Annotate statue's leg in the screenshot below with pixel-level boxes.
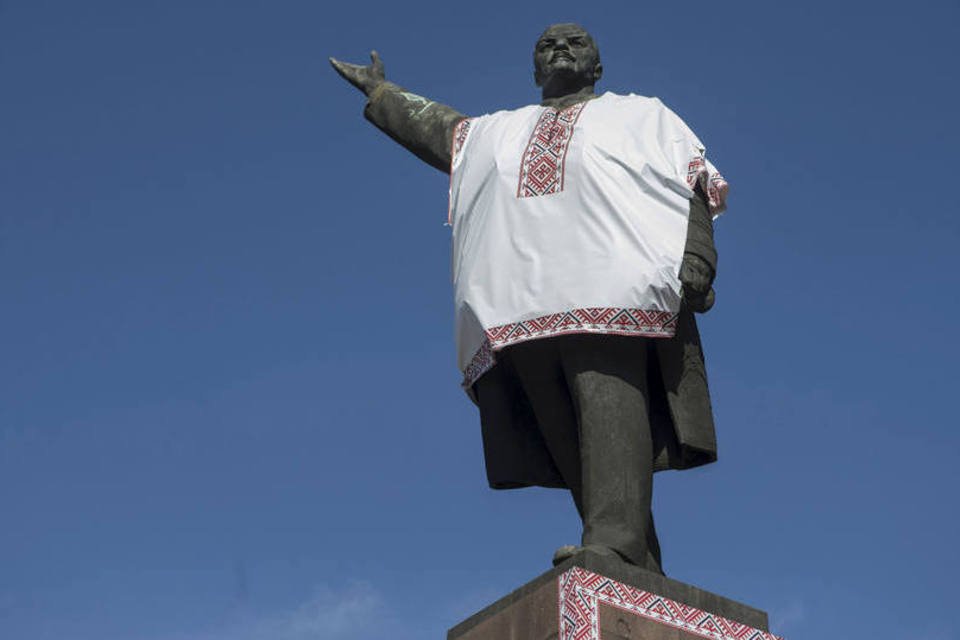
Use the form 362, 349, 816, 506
560, 335, 662, 574
506, 335, 661, 571
506, 338, 585, 517
474, 353, 567, 491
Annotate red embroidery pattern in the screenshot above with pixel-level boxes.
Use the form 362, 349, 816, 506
487, 307, 676, 344
449, 118, 475, 224
517, 103, 587, 198
559, 567, 783, 640
461, 307, 677, 387
452, 118, 472, 163
686, 155, 729, 215
462, 340, 494, 388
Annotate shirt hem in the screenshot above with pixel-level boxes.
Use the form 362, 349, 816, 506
461, 307, 679, 389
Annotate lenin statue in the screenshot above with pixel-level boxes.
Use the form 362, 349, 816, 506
331, 23, 729, 576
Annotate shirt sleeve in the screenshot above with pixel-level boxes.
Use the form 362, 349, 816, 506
657, 99, 729, 218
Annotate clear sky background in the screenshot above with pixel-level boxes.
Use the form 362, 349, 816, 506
2, 1, 958, 639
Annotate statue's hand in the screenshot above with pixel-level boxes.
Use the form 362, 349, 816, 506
680, 253, 715, 313
329, 50, 386, 97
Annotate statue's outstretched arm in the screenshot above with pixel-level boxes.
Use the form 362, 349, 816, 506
330, 51, 466, 174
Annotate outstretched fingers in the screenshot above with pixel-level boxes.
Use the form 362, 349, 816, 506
329, 51, 386, 94
329, 57, 354, 80
369, 50, 385, 81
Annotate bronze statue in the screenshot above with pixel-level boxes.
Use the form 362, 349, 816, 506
331, 24, 725, 576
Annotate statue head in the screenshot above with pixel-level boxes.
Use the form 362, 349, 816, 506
533, 23, 603, 94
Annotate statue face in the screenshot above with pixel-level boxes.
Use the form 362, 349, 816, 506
533, 24, 602, 88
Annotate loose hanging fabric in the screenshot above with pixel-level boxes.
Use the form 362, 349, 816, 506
448, 93, 728, 389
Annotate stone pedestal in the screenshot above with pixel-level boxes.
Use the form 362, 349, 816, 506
448, 549, 781, 640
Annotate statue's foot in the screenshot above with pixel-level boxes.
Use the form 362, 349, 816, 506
552, 545, 579, 566
552, 544, 622, 566
552, 544, 665, 575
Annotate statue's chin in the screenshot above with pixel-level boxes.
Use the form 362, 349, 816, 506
540, 67, 592, 90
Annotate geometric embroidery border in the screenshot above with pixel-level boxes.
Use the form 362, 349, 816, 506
486, 307, 677, 346
685, 154, 729, 216
452, 118, 473, 163
461, 307, 678, 388
559, 567, 783, 640
461, 339, 494, 390
517, 102, 587, 198
448, 117, 475, 225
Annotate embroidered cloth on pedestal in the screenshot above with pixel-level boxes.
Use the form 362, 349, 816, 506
448, 93, 728, 388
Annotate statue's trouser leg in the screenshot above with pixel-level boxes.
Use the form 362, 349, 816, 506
563, 337, 660, 573
505, 338, 585, 515
509, 336, 662, 573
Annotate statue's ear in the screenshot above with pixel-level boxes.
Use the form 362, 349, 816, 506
593, 63, 603, 83
534, 67, 544, 88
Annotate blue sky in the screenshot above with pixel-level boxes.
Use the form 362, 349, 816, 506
1, 1, 958, 638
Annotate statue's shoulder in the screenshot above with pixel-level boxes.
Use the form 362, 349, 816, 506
471, 103, 541, 123
596, 93, 696, 133
598, 92, 669, 112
